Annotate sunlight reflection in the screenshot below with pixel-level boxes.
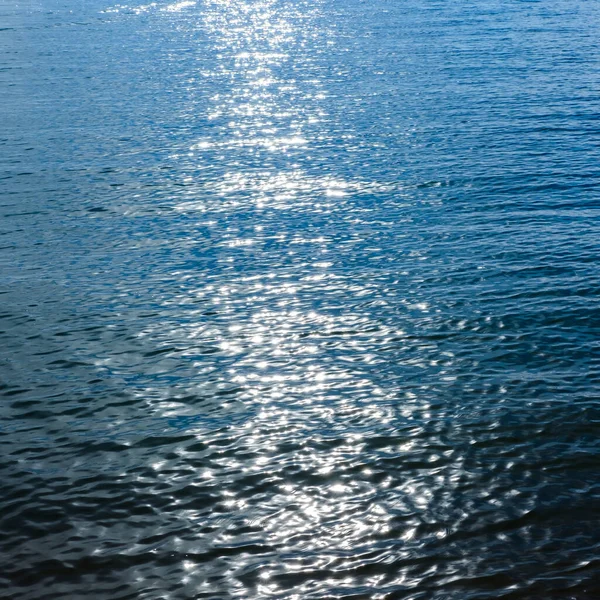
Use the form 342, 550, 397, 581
92, 1, 459, 596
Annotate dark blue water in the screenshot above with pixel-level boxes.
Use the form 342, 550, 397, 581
2, 0, 600, 598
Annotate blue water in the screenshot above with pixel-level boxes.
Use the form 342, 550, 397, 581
1, 1, 600, 598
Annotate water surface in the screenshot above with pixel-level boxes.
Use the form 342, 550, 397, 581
1, 0, 600, 598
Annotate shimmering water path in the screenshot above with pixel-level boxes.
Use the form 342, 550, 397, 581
1, 1, 600, 598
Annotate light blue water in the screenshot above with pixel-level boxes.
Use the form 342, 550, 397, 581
1, 1, 600, 598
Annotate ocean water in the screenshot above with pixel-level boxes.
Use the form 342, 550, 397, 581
1, 0, 600, 598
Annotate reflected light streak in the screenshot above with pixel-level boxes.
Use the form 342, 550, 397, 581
93, 2, 461, 597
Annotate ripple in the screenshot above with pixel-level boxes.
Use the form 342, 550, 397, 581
2, 0, 600, 598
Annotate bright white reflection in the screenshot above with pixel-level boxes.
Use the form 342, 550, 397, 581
104, 1, 197, 14
163, 1, 196, 12
86, 2, 468, 597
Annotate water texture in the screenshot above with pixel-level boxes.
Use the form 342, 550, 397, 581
1, 0, 600, 598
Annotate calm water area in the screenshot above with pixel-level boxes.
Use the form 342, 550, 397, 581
1, 0, 600, 598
